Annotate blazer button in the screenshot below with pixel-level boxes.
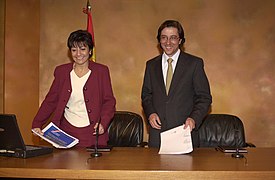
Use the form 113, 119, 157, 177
83, 87, 87, 91
85, 99, 89, 102
87, 109, 91, 113
68, 89, 71, 93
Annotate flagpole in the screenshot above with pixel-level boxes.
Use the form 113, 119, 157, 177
84, 0, 96, 61
87, 0, 91, 12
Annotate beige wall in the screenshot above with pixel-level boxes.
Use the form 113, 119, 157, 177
2, 0, 275, 147
4, 0, 40, 144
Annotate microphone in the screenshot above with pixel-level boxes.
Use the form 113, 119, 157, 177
90, 118, 102, 157
231, 129, 244, 158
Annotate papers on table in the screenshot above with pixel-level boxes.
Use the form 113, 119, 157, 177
32, 122, 79, 149
158, 125, 193, 154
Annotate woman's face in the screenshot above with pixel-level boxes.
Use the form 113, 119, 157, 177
70, 43, 91, 66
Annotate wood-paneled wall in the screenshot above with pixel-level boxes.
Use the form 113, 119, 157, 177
0, 0, 4, 113
3, 0, 40, 144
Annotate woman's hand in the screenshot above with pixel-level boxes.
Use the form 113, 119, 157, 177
32, 128, 44, 136
93, 123, 105, 135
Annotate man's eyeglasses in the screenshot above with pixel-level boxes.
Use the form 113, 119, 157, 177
160, 35, 180, 43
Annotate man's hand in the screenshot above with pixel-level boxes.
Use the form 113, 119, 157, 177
149, 113, 161, 129
184, 117, 195, 131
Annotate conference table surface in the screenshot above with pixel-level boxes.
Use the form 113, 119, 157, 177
1, 147, 275, 179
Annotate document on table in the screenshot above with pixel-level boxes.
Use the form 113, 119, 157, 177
158, 125, 193, 154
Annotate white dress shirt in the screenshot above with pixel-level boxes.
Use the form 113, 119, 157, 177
162, 49, 180, 86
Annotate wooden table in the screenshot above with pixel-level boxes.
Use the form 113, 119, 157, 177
1, 147, 275, 179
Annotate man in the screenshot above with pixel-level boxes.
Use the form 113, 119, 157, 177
141, 20, 212, 148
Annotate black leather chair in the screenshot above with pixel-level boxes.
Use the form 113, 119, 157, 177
198, 114, 255, 148
107, 111, 147, 147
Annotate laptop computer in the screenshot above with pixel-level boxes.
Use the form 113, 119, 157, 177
0, 114, 53, 158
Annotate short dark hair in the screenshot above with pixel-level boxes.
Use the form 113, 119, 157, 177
67, 30, 94, 57
157, 20, 185, 47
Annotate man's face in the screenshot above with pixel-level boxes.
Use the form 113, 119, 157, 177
160, 27, 182, 57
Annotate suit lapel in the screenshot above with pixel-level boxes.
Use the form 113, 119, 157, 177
168, 52, 186, 96
154, 56, 167, 95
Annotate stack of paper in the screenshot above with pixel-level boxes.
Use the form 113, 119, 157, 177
158, 125, 193, 154
32, 122, 79, 149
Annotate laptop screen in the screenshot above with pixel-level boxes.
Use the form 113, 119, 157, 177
0, 114, 26, 151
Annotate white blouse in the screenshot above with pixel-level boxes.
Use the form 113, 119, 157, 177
64, 69, 91, 127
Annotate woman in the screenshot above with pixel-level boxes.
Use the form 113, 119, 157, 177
32, 30, 116, 147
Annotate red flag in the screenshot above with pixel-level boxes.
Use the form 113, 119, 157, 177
83, 0, 96, 61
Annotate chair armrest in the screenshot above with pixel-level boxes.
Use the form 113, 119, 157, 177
136, 142, 148, 147
246, 142, 256, 147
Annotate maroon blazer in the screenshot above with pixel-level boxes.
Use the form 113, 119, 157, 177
32, 61, 116, 145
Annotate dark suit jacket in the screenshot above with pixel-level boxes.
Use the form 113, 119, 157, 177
141, 51, 212, 148
32, 61, 116, 145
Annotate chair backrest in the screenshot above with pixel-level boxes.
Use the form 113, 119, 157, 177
107, 111, 144, 147
198, 114, 246, 148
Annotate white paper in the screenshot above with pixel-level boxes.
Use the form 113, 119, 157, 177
32, 122, 79, 149
158, 125, 193, 154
